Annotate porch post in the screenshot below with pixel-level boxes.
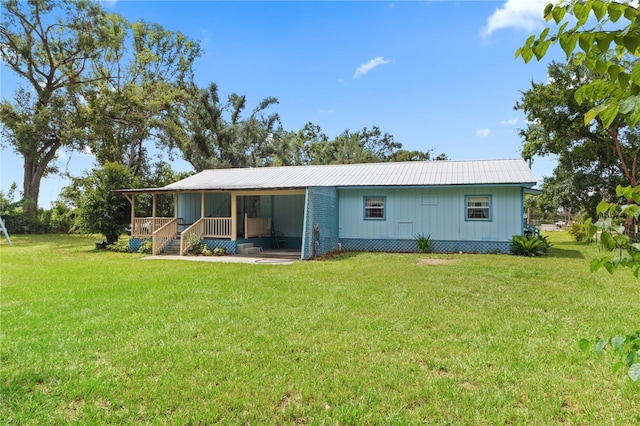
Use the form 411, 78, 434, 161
125, 193, 135, 234
152, 193, 157, 232
201, 191, 205, 219
174, 191, 179, 219
231, 192, 237, 241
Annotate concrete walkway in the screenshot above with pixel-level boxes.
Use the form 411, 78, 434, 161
141, 254, 298, 265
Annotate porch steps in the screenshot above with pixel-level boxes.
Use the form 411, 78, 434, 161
161, 237, 181, 256
237, 242, 263, 255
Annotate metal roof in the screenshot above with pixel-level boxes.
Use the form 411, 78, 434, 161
156, 159, 537, 191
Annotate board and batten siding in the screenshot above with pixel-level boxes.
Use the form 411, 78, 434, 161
178, 192, 230, 225
337, 186, 523, 242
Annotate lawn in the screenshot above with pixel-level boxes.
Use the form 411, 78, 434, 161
1, 233, 638, 424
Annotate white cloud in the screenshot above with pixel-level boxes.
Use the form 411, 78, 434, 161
501, 118, 518, 126
476, 128, 490, 138
482, 0, 549, 37
353, 56, 391, 80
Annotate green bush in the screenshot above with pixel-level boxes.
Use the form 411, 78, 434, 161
567, 221, 588, 242
213, 247, 226, 256
109, 240, 131, 253
138, 240, 153, 254
510, 234, 550, 257
189, 242, 212, 256
415, 233, 432, 253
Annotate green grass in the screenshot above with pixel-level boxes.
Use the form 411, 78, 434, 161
1, 233, 638, 424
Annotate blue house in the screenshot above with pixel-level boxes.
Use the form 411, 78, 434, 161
122, 159, 538, 259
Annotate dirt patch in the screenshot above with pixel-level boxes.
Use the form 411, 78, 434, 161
418, 258, 456, 265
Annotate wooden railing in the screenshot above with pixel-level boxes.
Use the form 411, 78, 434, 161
180, 217, 233, 256
524, 223, 541, 237
180, 218, 205, 256
152, 218, 178, 255
132, 217, 174, 237
244, 214, 271, 239
204, 217, 232, 238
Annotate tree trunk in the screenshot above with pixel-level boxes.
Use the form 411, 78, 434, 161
22, 157, 45, 216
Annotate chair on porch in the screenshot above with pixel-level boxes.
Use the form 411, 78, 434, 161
272, 229, 287, 249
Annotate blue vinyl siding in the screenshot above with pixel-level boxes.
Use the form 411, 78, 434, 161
338, 186, 523, 242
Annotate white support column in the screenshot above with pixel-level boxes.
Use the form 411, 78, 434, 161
201, 191, 205, 219
152, 193, 157, 232
125, 193, 135, 234
174, 191, 179, 219
231, 192, 237, 241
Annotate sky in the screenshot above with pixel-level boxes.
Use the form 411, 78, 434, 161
0, 0, 566, 208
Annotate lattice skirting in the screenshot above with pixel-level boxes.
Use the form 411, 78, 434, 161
339, 238, 510, 254
202, 239, 237, 255
129, 238, 150, 252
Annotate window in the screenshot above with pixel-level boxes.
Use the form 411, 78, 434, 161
466, 195, 491, 220
364, 196, 385, 220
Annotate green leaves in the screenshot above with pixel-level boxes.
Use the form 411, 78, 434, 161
516, 0, 640, 128
580, 331, 640, 382
588, 185, 640, 277
509, 234, 551, 257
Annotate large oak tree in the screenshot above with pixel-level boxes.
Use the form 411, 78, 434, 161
0, 0, 109, 214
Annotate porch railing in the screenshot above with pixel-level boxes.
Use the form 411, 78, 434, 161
203, 217, 232, 238
181, 217, 233, 256
152, 218, 178, 255
524, 223, 541, 237
132, 217, 174, 237
181, 219, 205, 256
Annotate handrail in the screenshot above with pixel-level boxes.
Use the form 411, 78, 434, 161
180, 218, 205, 256
524, 223, 541, 237
152, 218, 178, 255
132, 217, 174, 237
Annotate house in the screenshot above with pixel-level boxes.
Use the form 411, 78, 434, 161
120, 159, 538, 259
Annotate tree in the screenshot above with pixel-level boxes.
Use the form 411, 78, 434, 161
68, 162, 135, 244
0, 0, 109, 215
515, 61, 636, 215
83, 16, 201, 177
537, 164, 625, 218
274, 122, 444, 166
180, 83, 281, 171
517, 0, 640, 188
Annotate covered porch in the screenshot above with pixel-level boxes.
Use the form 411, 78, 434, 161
122, 189, 306, 257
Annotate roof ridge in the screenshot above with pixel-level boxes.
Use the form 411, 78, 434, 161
200, 158, 526, 172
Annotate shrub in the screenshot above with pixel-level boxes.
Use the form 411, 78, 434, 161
138, 240, 153, 254
109, 240, 131, 253
213, 247, 226, 256
510, 234, 550, 257
415, 233, 432, 253
189, 242, 212, 256
567, 221, 588, 242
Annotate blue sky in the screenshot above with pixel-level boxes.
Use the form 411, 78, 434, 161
1, 0, 565, 208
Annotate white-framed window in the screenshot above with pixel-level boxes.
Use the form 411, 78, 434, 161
364, 196, 385, 220
466, 195, 491, 220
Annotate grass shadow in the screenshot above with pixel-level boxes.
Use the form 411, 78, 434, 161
548, 247, 585, 259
